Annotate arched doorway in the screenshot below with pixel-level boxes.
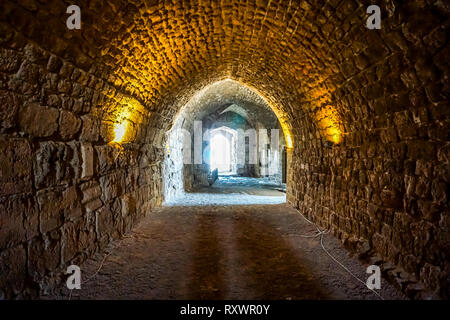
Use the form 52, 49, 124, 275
163, 79, 290, 205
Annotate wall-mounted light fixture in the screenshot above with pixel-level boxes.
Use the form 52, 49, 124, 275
316, 105, 343, 145
113, 121, 128, 143
108, 96, 147, 146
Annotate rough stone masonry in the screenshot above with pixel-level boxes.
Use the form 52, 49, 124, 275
0, 0, 448, 299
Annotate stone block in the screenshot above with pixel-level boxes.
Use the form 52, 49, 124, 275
99, 171, 124, 203
0, 90, 19, 130
81, 180, 101, 204
81, 143, 94, 180
34, 141, 73, 189
0, 194, 38, 248
0, 137, 32, 196
0, 48, 22, 73
18, 103, 58, 137
80, 115, 99, 142
59, 110, 81, 140
85, 198, 102, 213
0, 245, 27, 296
28, 231, 61, 278
37, 186, 81, 233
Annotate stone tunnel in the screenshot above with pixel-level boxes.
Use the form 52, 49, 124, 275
0, 0, 448, 300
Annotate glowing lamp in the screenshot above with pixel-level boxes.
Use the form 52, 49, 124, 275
113, 121, 127, 143
285, 133, 293, 149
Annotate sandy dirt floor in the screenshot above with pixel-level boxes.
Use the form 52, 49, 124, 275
47, 177, 406, 300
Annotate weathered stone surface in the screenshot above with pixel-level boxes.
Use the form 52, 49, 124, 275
0, 48, 21, 73
0, 138, 32, 196
0, 90, 19, 130
34, 141, 73, 189
81, 181, 101, 205
61, 220, 83, 263
59, 110, 81, 140
80, 115, 99, 142
18, 103, 58, 137
95, 144, 119, 174
0, 194, 38, 248
37, 186, 81, 233
99, 171, 124, 203
81, 143, 94, 180
0, 245, 27, 297
46, 54, 61, 73
121, 193, 136, 227
28, 231, 61, 278
96, 205, 114, 241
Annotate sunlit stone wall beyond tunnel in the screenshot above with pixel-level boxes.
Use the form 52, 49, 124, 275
0, 0, 448, 298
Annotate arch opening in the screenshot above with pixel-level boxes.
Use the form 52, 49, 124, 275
163, 79, 289, 206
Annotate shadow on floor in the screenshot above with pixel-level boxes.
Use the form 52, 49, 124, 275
232, 215, 328, 299
188, 213, 226, 299
187, 210, 328, 299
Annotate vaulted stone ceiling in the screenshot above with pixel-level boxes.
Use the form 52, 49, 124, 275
3, 0, 447, 145
5, 0, 435, 144
172, 79, 279, 132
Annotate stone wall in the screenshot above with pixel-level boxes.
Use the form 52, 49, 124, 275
0, 2, 165, 298
284, 1, 449, 298
0, 0, 448, 298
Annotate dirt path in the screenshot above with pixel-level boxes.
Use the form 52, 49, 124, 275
48, 203, 406, 300
165, 176, 287, 206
